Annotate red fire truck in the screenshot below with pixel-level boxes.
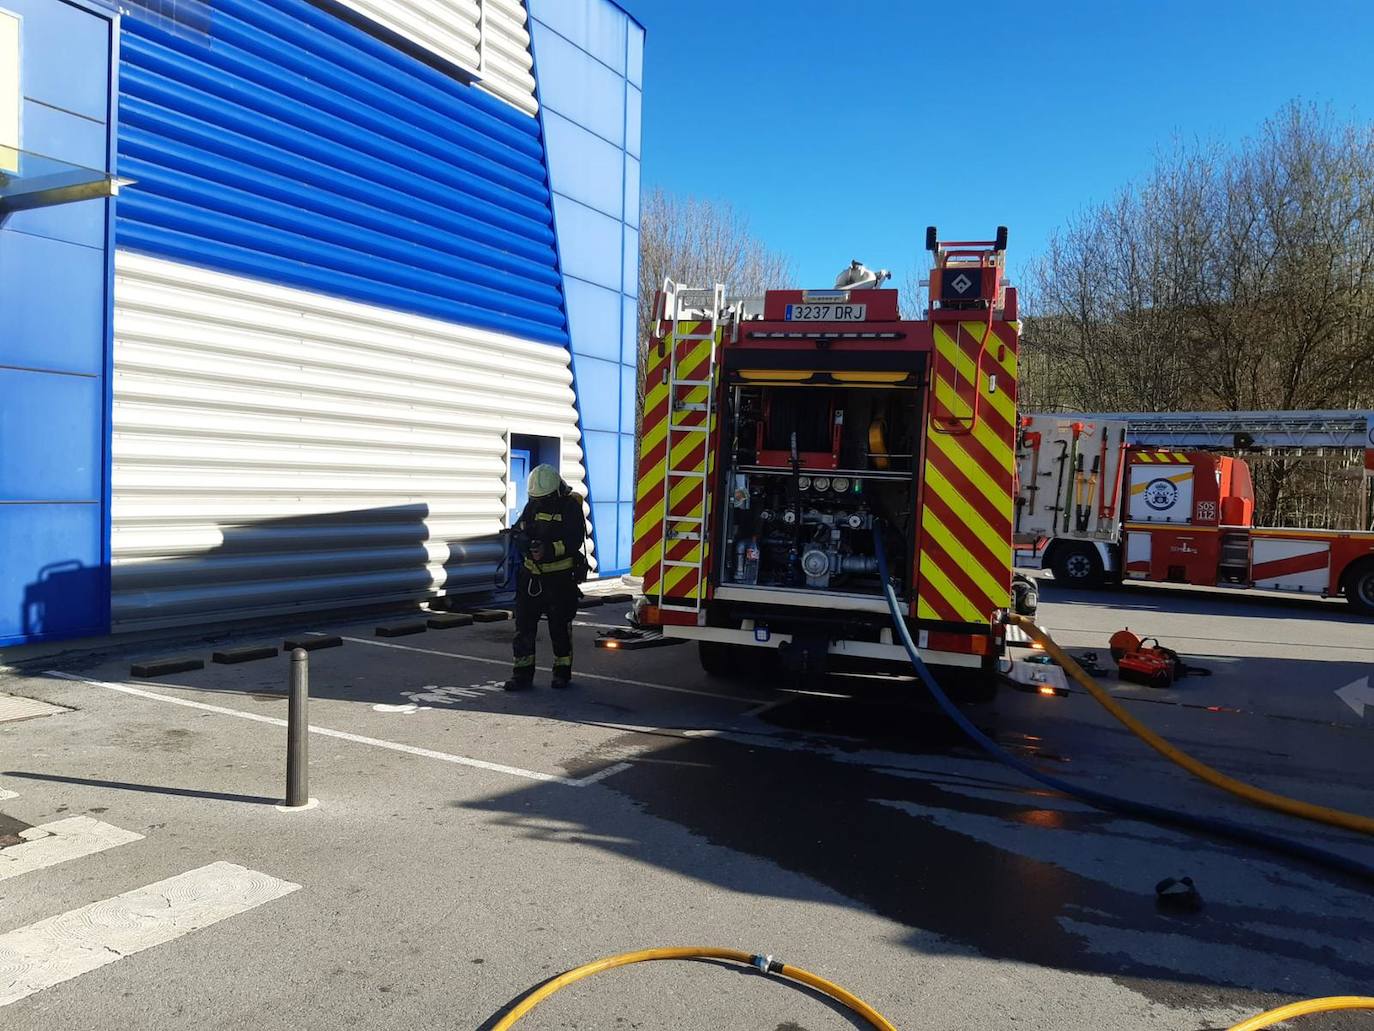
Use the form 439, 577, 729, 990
628, 228, 1028, 698
1017, 412, 1374, 614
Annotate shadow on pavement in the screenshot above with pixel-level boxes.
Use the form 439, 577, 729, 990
464, 686, 1374, 1002
4, 770, 280, 807
1035, 576, 1367, 625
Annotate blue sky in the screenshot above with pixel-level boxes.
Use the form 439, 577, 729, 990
619, 0, 1374, 294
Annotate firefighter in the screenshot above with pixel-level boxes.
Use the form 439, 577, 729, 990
505, 464, 584, 691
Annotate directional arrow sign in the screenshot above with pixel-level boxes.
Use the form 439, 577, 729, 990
1335, 675, 1374, 717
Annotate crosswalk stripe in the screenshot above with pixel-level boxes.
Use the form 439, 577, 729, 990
0, 861, 299, 1007
0, 816, 143, 882
0, 694, 66, 725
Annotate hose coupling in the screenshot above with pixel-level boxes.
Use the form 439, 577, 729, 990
751, 953, 784, 975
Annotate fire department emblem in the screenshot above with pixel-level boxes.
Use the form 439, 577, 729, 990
1143, 478, 1179, 511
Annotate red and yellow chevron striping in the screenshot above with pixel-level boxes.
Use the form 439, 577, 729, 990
1134, 451, 1190, 463
631, 321, 718, 603
916, 321, 1018, 624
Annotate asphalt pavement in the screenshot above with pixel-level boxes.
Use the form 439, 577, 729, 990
1, 578, 1372, 1030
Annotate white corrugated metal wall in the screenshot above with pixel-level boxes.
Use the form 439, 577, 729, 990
483, 0, 539, 113
331, 0, 538, 114
107, 0, 612, 633
111, 253, 586, 630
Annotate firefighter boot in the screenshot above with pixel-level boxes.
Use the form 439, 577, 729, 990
551, 656, 573, 689
505, 654, 536, 691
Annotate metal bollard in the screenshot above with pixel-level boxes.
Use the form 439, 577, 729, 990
285, 647, 309, 807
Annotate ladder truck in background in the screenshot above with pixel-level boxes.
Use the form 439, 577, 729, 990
627, 228, 1028, 701
1016, 411, 1374, 614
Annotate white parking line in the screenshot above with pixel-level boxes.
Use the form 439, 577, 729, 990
45, 673, 628, 789
0, 861, 299, 1007
0, 789, 17, 801
0, 816, 143, 882
342, 636, 760, 704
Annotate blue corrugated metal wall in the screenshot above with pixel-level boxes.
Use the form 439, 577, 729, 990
0, 0, 115, 648
530, 0, 644, 573
116, 0, 570, 345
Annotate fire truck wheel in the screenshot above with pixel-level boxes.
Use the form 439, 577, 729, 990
698, 640, 756, 679
1050, 543, 1104, 589
938, 666, 999, 705
1343, 559, 1374, 616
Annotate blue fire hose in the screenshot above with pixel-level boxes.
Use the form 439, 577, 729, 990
870, 527, 1374, 883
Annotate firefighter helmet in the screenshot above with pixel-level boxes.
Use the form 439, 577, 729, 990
528, 464, 562, 499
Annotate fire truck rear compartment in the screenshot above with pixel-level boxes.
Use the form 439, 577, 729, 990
718, 382, 921, 600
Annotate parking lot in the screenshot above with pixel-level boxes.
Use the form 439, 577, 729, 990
2, 578, 1373, 1030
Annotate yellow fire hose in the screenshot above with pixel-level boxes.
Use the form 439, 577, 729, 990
1008, 614, 1374, 837
488, 946, 897, 1030
486, 945, 1367, 1030
1226, 997, 1374, 1030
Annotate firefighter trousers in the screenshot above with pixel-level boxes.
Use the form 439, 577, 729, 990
511, 571, 577, 684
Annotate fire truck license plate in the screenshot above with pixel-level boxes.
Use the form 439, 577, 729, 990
785, 303, 867, 321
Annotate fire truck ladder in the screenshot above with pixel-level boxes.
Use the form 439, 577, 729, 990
656, 281, 724, 613
1048, 410, 1374, 455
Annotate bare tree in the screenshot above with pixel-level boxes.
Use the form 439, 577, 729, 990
1025, 102, 1374, 524
896, 265, 925, 321
637, 188, 794, 350
634, 189, 794, 429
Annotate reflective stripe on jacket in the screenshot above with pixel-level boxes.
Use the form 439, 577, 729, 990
516, 491, 584, 577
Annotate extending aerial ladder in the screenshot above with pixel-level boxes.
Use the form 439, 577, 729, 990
1052, 409, 1374, 456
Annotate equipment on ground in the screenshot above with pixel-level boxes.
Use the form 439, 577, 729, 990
1106, 628, 1211, 688
1115, 637, 1176, 689
1154, 875, 1204, 913
626, 229, 1025, 697
1015, 411, 1374, 613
